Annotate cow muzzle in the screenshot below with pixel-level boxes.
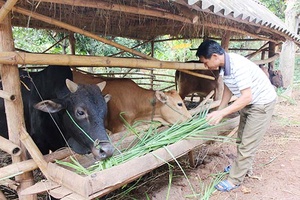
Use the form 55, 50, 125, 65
92, 139, 114, 160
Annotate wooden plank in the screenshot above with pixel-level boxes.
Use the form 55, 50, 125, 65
48, 163, 90, 198
20, 180, 60, 196
48, 116, 239, 198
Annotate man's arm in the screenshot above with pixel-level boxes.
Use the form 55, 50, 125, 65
207, 87, 252, 125
218, 85, 232, 110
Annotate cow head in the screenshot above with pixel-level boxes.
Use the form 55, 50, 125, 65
270, 70, 284, 88
34, 79, 114, 161
154, 90, 192, 124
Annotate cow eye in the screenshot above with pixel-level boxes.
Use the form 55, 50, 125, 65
76, 108, 86, 118
177, 103, 183, 107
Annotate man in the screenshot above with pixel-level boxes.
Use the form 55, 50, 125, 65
196, 40, 277, 191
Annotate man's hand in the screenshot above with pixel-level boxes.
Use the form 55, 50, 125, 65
206, 110, 225, 125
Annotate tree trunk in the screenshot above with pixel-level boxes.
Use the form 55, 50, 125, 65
279, 0, 297, 92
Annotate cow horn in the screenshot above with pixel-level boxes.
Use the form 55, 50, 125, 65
66, 79, 78, 93
97, 81, 106, 91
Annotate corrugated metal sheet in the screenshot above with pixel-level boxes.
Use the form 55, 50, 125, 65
188, 0, 300, 43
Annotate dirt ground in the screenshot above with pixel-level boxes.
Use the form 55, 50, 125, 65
1, 89, 300, 200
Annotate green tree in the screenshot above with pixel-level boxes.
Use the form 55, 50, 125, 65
259, 0, 286, 19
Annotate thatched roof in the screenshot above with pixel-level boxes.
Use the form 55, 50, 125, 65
5, 0, 300, 45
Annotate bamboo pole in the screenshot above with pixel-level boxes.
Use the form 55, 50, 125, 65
246, 42, 270, 59
0, 0, 17, 23
0, 136, 21, 156
0, 148, 74, 181
0, 89, 15, 101
253, 53, 280, 65
179, 69, 215, 80
0, 1, 156, 61
0, 52, 206, 70
0, 13, 36, 200
19, 127, 49, 179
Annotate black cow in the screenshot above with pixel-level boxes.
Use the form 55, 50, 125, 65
0, 66, 114, 160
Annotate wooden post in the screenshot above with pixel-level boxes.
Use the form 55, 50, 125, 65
0, 14, 36, 200
69, 32, 76, 55
217, 31, 231, 102
221, 31, 231, 51
268, 42, 276, 71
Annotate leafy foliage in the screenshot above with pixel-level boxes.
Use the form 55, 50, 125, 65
259, 0, 286, 20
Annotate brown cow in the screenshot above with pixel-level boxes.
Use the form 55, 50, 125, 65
175, 68, 220, 102
269, 70, 283, 88
259, 64, 284, 88
73, 70, 192, 133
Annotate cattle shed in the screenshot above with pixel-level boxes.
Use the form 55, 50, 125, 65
0, 0, 300, 199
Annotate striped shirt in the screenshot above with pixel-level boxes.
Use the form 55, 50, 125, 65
220, 53, 277, 105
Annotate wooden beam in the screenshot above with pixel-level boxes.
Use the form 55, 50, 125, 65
0, 0, 17, 23
0, 52, 207, 70
179, 69, 215, 80
0, 89, 15, 101
0, 136, 21, 156
19, 127, 49, 179
253, 53, 280, 65
0, 148, 74, 181
246, 42, 270, 59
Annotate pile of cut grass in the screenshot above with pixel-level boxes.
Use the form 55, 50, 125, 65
56, 104, 231, 175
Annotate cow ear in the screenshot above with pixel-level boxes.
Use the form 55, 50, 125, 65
155, 91, 168, 103
104, 94, 111, 103
97, 81, 106, 91
34, 100, 64, 113
66, 79, 78, 93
